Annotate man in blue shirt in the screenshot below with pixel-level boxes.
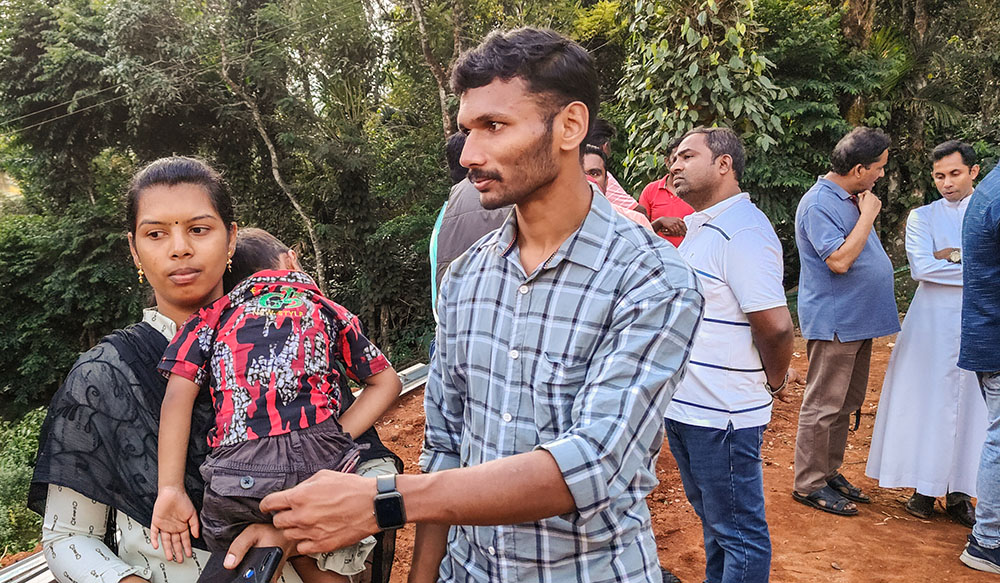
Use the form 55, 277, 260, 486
792, 127, 900, 515
958, 163, 1000, 573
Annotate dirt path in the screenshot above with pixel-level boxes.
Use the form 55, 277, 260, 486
378, 335, 995, 582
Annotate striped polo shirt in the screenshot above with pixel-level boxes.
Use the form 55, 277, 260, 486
665, 193, 786, 430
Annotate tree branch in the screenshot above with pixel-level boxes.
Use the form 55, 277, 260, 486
219, 43, 329, 294
411, 0, 454, 137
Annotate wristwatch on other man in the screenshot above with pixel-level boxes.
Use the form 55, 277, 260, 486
374, 474, 406, 531
948, 249, 962, 264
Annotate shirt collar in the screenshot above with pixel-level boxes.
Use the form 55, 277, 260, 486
142, 308, 177, 340
817, 176, 853, 200
943, 194, 973, 210
687, 192, 750, 223
493, 183, 615, 274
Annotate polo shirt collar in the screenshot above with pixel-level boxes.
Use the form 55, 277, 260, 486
688, 192, 750, 223
493, 183, 614, 273
817, 176, 853, 200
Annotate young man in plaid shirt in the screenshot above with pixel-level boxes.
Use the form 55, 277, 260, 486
251, 28, 703, 583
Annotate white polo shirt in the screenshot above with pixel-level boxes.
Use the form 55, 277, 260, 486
665, 193, 786, 430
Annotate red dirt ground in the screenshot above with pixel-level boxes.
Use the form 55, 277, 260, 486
378, 335, 996, 583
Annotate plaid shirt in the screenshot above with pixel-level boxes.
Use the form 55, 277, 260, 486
420, 191, 703, 583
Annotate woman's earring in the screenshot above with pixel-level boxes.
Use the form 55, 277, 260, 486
227, 257, 233, 272
137, 265, 144, 284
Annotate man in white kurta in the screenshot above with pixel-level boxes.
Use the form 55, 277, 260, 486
867, 140, 985, 528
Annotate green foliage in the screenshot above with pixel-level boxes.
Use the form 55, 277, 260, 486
0, 151, 143, 409
741, 0, 888, 284
0, 0, 997, 412
0, 408, 45, 555
618, 0, 786, 189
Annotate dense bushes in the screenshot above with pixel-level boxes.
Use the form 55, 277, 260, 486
0, 408, 45, 557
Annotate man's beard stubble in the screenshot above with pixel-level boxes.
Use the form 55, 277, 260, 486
473, 124, 560, 210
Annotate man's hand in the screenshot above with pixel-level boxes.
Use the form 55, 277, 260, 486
261, 470, 379, 555
150, 487, 199, 563
224, 523, 296, 583
857, 190, 882, 217
773, 368, 805, 403
933, 247, 960, 261
651, 216, 687, 237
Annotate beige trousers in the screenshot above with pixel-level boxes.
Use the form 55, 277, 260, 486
794, 336, 873, 494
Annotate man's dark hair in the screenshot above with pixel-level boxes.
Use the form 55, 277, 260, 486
224, 227, 291, 292
583, 144, 607, 167
830, 127, 890, 175
680, 126, 746, 181
451, 28, 600, 150
446, 132, 468, 184
586, 118, 616, 148
931, 140, 978, 167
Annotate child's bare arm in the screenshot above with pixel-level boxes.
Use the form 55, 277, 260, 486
151, 373, 201, 562
338, 368, 402, 439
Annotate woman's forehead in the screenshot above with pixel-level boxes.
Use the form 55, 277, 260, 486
134, 183, 220, 222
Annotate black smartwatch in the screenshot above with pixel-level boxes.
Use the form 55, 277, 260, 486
373, 474, 406, 531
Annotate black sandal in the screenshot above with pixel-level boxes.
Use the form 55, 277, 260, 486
793, 485, 858, 516
827, 473, 871, 503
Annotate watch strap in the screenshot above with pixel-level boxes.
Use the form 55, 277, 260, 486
376, 474, 397, 494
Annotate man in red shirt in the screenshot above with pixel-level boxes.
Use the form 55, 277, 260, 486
639, 141, 694, 247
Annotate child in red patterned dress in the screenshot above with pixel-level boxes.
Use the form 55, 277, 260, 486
151, 228, 401, 582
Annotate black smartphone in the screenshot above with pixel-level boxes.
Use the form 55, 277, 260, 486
197, 546, 284, 583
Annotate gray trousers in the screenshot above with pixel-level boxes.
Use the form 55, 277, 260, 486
794, 336, 873, 494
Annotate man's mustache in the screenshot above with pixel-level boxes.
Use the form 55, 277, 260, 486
468, 169, 502, 183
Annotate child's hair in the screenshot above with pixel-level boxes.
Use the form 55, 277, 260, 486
223, 227, 292, 292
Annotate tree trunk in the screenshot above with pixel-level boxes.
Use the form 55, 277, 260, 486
842, 0, 877, 124
452, 0, 464, 57
411, 0, 454, 138
912, 0, 928, 43
219, 46, 329, 294
843, 0, 876, 49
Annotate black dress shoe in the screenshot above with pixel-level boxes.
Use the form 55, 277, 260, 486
661, 566, 682, 583
905, 492, 934, 519
947, 498, 977, 528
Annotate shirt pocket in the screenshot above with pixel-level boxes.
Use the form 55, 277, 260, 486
533, 353, 590, 441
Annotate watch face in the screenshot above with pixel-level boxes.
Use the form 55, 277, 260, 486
374, 493, 406, 529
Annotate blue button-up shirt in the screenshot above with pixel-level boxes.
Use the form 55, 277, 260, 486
795, 177, 900, 341
420, 191, 703, 583
960, 164, 1000, 372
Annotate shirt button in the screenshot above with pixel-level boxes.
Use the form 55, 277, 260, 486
509, 349, 519, 360
502, 412, 512, 422
518, 285, 529, 294
488, 546, 496, 556
240, 476, 255, 489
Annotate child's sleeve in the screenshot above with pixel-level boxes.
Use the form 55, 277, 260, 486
322, 300, 391, 382
158, 312, 212, 387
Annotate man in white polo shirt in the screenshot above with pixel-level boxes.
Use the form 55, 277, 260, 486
664, 127, 795, 583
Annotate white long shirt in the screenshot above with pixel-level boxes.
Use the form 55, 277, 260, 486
866, 196, 987, 496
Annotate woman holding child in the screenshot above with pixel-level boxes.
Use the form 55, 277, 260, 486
29, 157, 401, 583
